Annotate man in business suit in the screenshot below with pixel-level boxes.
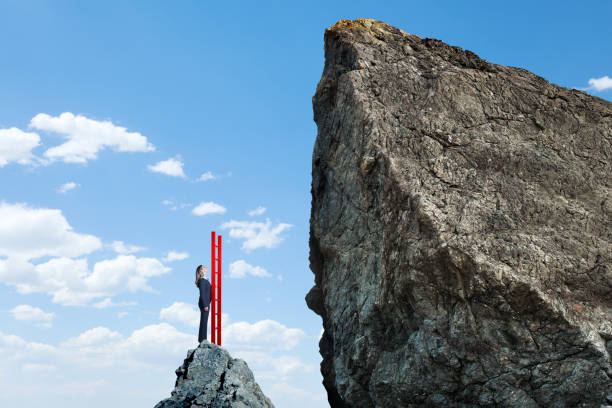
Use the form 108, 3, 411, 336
196, 265, 211, 343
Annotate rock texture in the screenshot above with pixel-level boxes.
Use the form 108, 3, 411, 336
306, 18, 612, 407
154, 341, 274, 408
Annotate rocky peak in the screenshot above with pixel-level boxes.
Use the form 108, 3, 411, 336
154, 341, 274, 408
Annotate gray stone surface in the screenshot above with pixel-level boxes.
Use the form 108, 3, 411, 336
307, 18, 612, 407
154, 341, 274, 408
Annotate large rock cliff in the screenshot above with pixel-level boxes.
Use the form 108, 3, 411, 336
154, 341, 274, 408
306, 18, 612, 407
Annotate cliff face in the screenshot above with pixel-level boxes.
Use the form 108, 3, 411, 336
154, 341, 274, 408
307, 19, 612, 407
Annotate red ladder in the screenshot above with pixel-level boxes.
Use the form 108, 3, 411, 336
210, 231, 222, 346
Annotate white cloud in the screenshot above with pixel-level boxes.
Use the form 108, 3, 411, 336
70, 324, 192, 368
220, 219, 292, 252
588, 75, 612, 91
84, 255, 170, 296
10, 305, 54, 327
0, 202, 170, 306
121, 323, 196, 356
0, 127, 40, 167
228, 260, 271, 279
57, 181, 78, 194
0, 331, 57, 366
0, 255, 170, 306
0, 324, 196, 372
52, 380, 107, 397
92, 298, 114, 309
0, 315, 317, 405
158, 306, 309, 381
198, 171, 215, 182
230, 350, 315, 381
192, 201, 226, 216
62, 327, 123, 348
19, 257, 92, 304
0, 202, 102, 260
0, 331, 27, 350
147, 156, 186, 178
55, 323, 197, 368
159, 305, 304, 352
110, 240, 146, 255
224, 319, 305, 351
268, 382, 326, 403
247, 206, 266, 216
160, 301, 229, 329
0, 324, 193, 377
21, 363, 58, 373
163, 251, 189, 262
159, 302, 230, 344
162, 200, 190, 211
30, 112, 154, 164
118, 311, 128, 319
160, 302, 200, 327
270, 356, 314, 375
91, 297, 137, 309
0, 318, 296, 372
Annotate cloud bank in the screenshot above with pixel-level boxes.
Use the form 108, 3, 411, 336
31, 112, 154, 164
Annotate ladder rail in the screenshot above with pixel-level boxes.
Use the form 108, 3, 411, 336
211, 231, 216, 344
217, 234, 222, 345
210, 231, 222, 346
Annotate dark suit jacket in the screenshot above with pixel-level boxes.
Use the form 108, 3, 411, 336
198, 278, 211, 310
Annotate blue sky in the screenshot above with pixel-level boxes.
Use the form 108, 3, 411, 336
0, 1, 610, 407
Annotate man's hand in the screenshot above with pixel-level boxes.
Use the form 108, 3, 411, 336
204, 307, 209, 311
